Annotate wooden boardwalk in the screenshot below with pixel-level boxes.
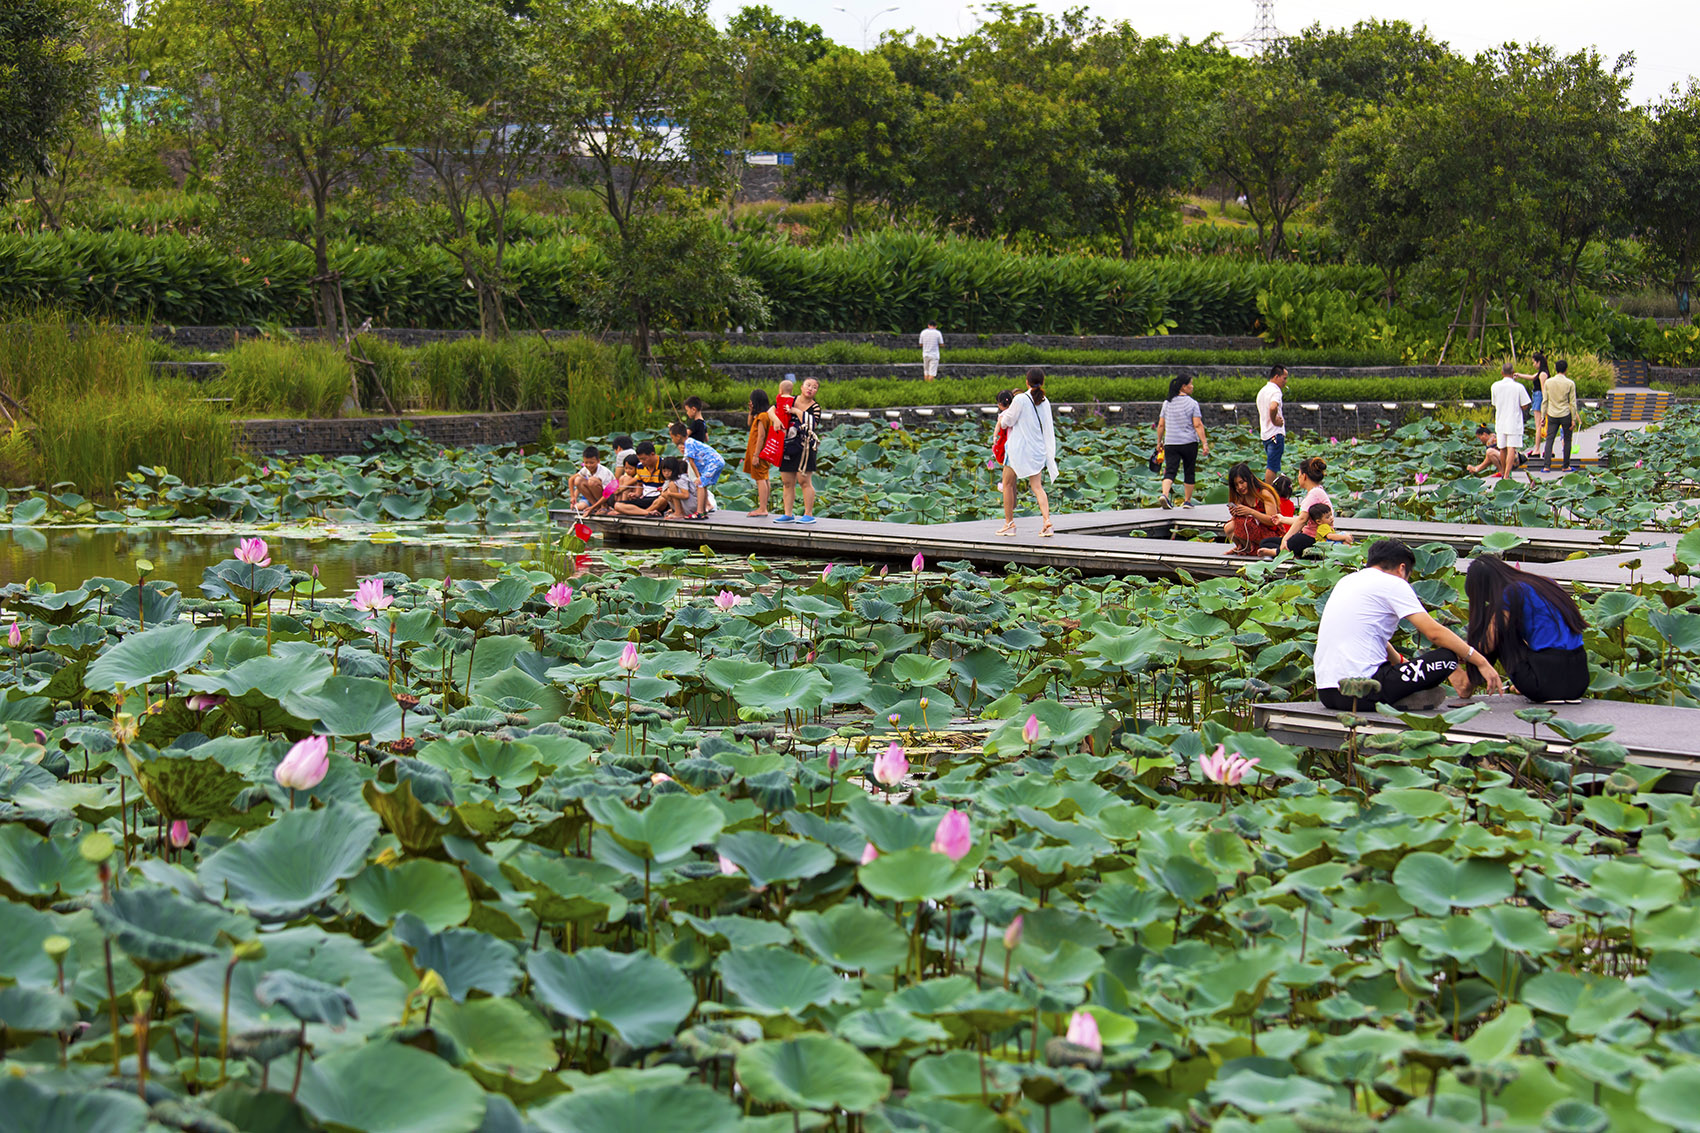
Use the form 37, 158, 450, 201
1255, 697, 1700, 791
563, 503, 1685, 588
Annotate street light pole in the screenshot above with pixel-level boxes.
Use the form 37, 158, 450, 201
833, 5, 900, 51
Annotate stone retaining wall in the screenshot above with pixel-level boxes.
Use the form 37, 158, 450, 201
240, 411, 561, 458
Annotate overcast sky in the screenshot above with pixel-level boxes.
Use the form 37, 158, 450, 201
710, 0, 1692, 106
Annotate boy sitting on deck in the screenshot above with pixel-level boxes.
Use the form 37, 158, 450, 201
580, 454, 643, 517
670, 421, 725, 519
568, 445, 615, 513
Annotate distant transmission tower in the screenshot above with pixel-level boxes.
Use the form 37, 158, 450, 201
1229, 0, 1285, 55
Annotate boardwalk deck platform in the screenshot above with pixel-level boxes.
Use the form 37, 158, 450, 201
1255, 697, 1700, 791
562, 503, 1686, 587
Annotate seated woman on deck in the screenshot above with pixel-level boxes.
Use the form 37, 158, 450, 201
1463, 555, 1589, 703
1222, 463, 1285, 554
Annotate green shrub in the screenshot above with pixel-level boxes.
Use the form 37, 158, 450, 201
216, 339, 351, 417
715, 344, 1406, 368
31, 377, 231, 491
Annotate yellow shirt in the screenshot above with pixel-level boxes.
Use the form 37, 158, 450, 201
1542, 374, 1577, 419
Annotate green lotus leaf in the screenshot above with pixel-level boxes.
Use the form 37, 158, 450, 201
91, 886, 254, 974
701, 657, 772, 693
736, 1033, 892, 1114
345, 859, 471, 931
719, 946, 860, 1016
1390, 852, 1514, 916
429, 997, 555, 1083
199, 803, 380, 920
392, 914, 521, 1003
254, 969, 358, 1027
1638, 1065, 1700, 1132
1589, 860, 1684, 914
84, 620, 224, 692
0, 1076, 148, 1133
0, 983, 77, 1034
716, 831, 836, 889
1207, 1067, 1336, 1115
790, 903, 910, 973
295, 1041, 486, 1133
133, 752, 251, 821
583, 792, 724, 863
529, 1080, 739, 1133
0, 824, 100, 903
890, 653, 953, 686
285, 676, 406, 742
834, 1006, 952, 1049
732, 666, 832, 712
526, 947, 695, 1048
844, 795, 934, 853
858, 847, 976, 903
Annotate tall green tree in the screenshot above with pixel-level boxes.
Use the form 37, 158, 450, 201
532, 0, 741, 358
1284, 19, 1451, 110
726, 5, 826, 127
151, 0, 420, 335
1211, 57, 1339, 262
785, 47, 912, 234
0, 0, 97, 203
1636, 81, 1700, 313
1321, 110, 1429, 306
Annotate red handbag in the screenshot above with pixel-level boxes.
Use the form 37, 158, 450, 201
759, 423, 785, 466
992, 425, 1008, 464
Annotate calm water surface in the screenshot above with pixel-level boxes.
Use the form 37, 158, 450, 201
0, 524, 542, 595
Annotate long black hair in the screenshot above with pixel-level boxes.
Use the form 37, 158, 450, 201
1025, 368, 1047, 406
1532, 351, 1550, 377
750, 388, 770, 418
1167, 376, 1189, 400
1465, 554, 1584, 668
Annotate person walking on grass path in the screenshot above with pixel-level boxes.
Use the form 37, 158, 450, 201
1541, 359, 1582, 472
774, 377, 821, 525
1490, 361, 1534, 481
1155, 376, 1210, 509
919, 320, 944, 382
996, 369, 1058, 538
1256, 365, 1287, 484
1315, 538, 1503, 712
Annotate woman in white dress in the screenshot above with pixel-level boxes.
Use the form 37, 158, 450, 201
996, 368, 1059, 537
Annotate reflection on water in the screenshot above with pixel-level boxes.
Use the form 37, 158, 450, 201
0, 525, 539, 595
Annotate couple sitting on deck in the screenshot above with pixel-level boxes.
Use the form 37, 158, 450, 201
1314, 539, 1589, 711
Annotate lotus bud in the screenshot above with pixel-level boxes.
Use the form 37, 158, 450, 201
827, 747, 839, 772
32, 728, 47, 745
651, 772, 673, 785
416, 969, 449, 1000
880, 565, 889, 576
718, 854, 739, 875
1003, 915, 1023, 951
185, 693, 226, 712
619, 642, 642, 672
860, 842, 879, 865
7, 622, 20, 648
275, 735, 330, 790
1065, 1010, 1102, 1053
1022, 714, 1041, 744
911, 552, 925, 572
930, 809, 972, 861
821, 563, 834, 583
714, 590, 738, 611
918, 697, 929, 710
169, 819, 191, 848
872, 742, 908, 786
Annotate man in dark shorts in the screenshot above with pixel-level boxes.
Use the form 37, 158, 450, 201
1256, 365, 1287, 484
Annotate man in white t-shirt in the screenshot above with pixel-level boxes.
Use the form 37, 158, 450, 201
568, 445, 616, 512
1314, 539, 1501, 711
1255, 366, 1287, 484
1489, 362, 1532, 480
918, 321, 944, 381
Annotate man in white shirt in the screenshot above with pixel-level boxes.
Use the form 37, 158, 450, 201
1315, 539, 1502, 711
1255, 365, 1287, 484
918, 321, 944, 382
1489, 362, 1533, 480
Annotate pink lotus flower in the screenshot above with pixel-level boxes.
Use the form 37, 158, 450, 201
880, 565, 890, 577
274, 735, 330, 790
545, 582, 573, 608
1065, 1011, 1102, 1052
872, 741, 908, 786
7, 623, 19, 648
1329, 436, 1338, 444
1022, 714, 1041, 744
931, 809, 972, 861
619, 642, 641, 672
911, 552, 925, 572
889, 421, 901, 430
821, 563, 835, 583
718, 854, 739, 875
1414, 472, 1429, 485
234, 537, 270, 566
185, 693, 226, 712
1199, 744, 1260, 786
352, 578, 392, 613
651, 772, 673, 785
827, 747, 839, 772
169, 820, 191, 848
1004, 915, 1023, 950
1636, 460, 1644, 468
860, 842, 879, 865
986, 458, 998, 470
714, 590, 738, 611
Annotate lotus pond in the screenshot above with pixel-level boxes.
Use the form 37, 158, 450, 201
6, 414, 1700, 1131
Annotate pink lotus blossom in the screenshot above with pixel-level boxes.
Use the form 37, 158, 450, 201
1329, 436, 1338, 444
1414, 472, 1429, 485
986, 458, 998, 470
352, 579, 392, 613
827, 747, 839, 772
1004, 915, 1023, 950
872, 742, 908, 786
185, 693, 226, 712
860, 842, 879, 864
619, 642, 641, 672
880, 565, 890, 577
889, 421, 901, 430
1199, 744, 1260, 786
7, 623, 19, 648
1065, 1011, 1102, 1052
821, 563, 835, 583
234, 537, 270, 566
714, 590, 738, 611
1022, 714, 1041, 744
930, 809, 972, 861
169, 820, 191, 848
545, 582, 573, 608
274, 735, 330, 790
1636, 460, 1644, 468
718, 854, 739, 875
651, 772, 673, 785
911, 552, 925, 572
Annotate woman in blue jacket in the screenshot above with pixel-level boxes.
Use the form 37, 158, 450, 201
1464, 554, 1588, 702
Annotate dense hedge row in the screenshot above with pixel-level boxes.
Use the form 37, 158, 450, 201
0, 229, 1379, 336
